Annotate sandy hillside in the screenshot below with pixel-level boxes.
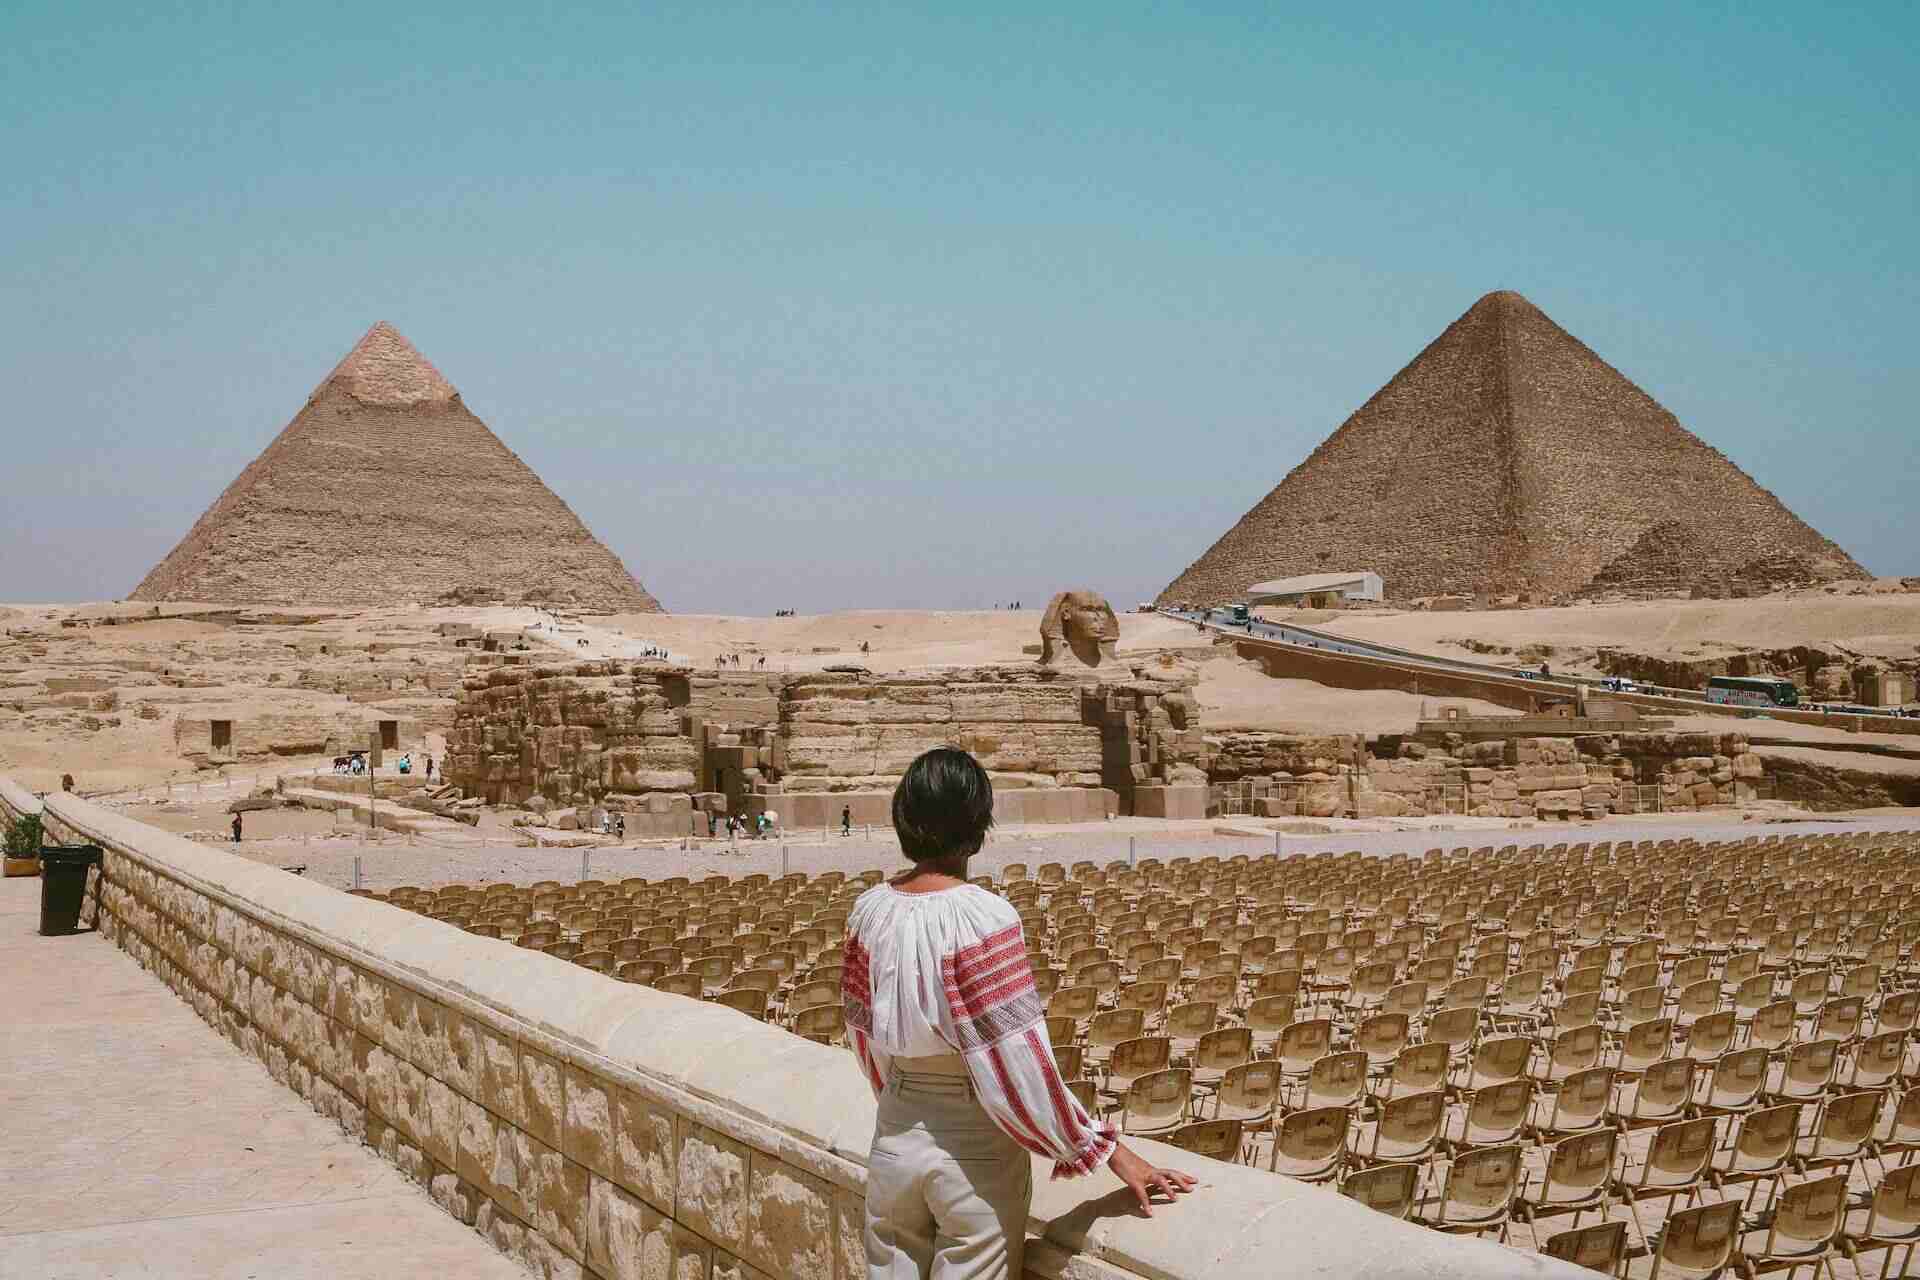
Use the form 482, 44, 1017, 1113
1192, 654, 1515, 733
1309, 591, 1920, 663
577, 608, 1208, 671
8, 595, 1916, 798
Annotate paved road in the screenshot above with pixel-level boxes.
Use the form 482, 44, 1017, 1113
1167, 607, 1914, 724
1169, 605, 1584, 682
0, 877, 525, 1280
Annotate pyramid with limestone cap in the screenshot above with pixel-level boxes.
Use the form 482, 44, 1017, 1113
131, 323, 663, 611
1157, 291, 1866, 606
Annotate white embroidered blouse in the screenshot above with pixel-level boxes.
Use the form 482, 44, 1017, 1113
842, 882, 1117, 1178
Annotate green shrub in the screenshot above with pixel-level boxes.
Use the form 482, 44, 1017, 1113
3, 812, 43, 858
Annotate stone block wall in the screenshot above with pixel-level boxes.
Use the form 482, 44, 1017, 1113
0, 774, 41, 827
1234, 731, 1773, 820
451, 662, 1209, 817
778, 670, 1101, 784
17, 780, 1578, 1280
174, 709, 424, 766
450, 663, 702, 806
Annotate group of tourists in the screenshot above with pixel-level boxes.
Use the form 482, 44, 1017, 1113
393, 753, 436, 781
329, 751, 435, 781
708, 811, 776, 840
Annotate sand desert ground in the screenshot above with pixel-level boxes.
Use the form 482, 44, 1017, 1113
8, 589, 1917, 799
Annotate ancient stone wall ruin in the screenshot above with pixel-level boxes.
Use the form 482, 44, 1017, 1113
173, 709, 425, 766
448, 661, 1210, 820
1206, 730, 1779, 819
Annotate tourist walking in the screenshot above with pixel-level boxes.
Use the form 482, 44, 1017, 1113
841, 804, 852, 838
844, 748, 1194, 1280
231, 811, 242, 843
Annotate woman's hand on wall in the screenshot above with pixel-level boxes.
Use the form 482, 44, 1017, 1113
1108, 1143, 1198, 1217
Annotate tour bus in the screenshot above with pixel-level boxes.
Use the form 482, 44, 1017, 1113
1705, 675, 1799, 708
1230, 603, 1251, 623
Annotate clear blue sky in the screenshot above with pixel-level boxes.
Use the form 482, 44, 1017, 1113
2, 2, 1913, 611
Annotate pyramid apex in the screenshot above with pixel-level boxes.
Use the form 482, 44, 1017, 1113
1469, 289, 1539, 313
314, 321, 458, 407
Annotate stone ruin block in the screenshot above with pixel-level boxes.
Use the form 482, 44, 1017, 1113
1132, 784, 1206, 820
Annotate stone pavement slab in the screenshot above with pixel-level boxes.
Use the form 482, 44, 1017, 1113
0, 875, 526, 1279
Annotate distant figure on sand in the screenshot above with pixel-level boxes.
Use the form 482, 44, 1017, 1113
231, 812, 242, 843
842, 804, 852, 837
425, 755, 435, 782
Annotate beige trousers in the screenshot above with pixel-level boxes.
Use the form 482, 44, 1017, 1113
864, 1057, 1032, 1280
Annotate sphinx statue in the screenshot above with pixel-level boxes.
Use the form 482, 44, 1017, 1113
1037, 590, 1121, 670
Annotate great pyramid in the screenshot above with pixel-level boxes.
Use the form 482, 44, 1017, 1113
1157, 291, 1866, 606
132, 323, 663, 612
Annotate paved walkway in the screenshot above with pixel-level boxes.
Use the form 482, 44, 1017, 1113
0, 876, 526, 1279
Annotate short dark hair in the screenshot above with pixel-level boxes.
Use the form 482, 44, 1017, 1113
891, 747, 994, 863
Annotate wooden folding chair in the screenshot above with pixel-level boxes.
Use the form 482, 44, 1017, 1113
1618, 1057, 1697, 1131
1164, 1117, 1243, 1163
1528, 1074, 1620, 1143
1210, 1060, 1280, 1159
1114, 1067, 1190, 1138
1450, 1078, 1532, 1153
1708, 1102, 1800, 1217
1268, 1105, 1348, 1183
1542, 1219, 1628, 1277
1766, 1038, 1841, 1106
1613, 1115, 1717, 1254
1339, 1162, 1418, 1221
1520, 1128, 1618, 1231
1351, 1089, 1445, 1168
1733, 1173, 1845, 1279
1839, 1163, 1920, 1280
1794, 1089, 1883, 1176
1412, 1144, 1522, 1242
1648, 1200, 1740, 1280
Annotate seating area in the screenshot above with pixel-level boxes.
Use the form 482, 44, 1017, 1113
367, 870, 864, 1037
361, 829, 1920, 1277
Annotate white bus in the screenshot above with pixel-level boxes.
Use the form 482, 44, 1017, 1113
1705, 675, 1798, 708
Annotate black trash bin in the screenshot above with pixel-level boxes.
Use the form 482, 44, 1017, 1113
39, 845, 102, 936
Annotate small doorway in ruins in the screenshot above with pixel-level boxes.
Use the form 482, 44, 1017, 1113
379, 720, 399, 752
210, 720, 233, 751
